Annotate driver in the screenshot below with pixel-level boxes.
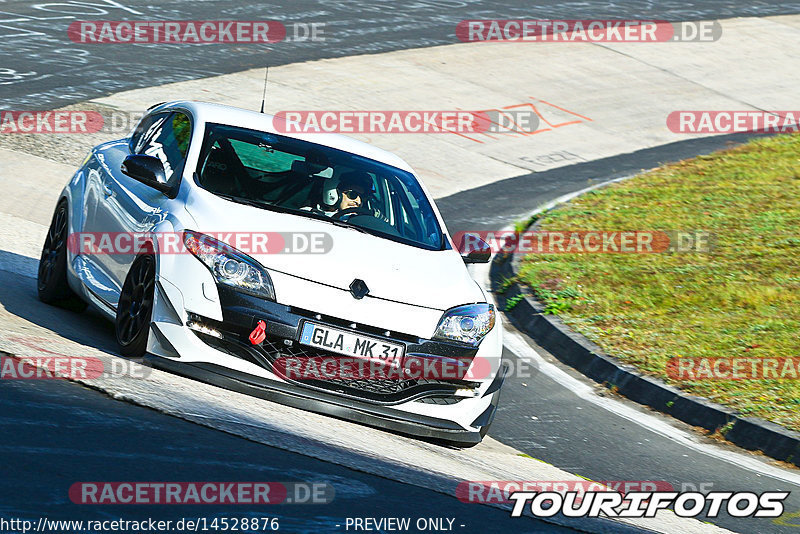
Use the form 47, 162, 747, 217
335, 171, 370, 213
310, 170, 372, 217
301, 170, 378, 219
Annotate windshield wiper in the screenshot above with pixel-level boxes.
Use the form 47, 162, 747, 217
326, 217, 371, 234
214, 193, 271, 210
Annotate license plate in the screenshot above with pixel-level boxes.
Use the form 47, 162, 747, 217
299, 322, 404, 368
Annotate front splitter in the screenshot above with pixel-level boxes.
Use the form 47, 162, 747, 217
144, 354, 488, 446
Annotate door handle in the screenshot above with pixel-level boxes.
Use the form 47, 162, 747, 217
102, 181, 113, 197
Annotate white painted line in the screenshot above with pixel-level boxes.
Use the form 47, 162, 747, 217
502, 328, 800, 487
473, 178, 800, 487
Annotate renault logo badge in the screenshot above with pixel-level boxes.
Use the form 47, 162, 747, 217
349, 279, 369, 300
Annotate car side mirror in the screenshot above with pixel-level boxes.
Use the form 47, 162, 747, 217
121, 154, 172, 195
459, 234, 492, 264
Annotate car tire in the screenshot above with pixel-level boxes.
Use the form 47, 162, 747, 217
37, 200, 87, 311
115, 254, 156, 358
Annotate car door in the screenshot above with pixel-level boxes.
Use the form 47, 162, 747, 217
84, 111, 191, 307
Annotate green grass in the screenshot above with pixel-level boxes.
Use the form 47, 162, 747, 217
517, 133, 800, 431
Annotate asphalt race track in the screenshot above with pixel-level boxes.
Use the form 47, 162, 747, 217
1, 0, 800, 110
445, 135, 800, 534
2, 1, 800, 533
3, 135, 800, 533
0, 378, 573, 533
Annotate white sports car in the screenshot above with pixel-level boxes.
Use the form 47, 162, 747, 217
37, 101, 506, 444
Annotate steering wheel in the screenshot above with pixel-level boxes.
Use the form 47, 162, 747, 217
332, 207, 372, 221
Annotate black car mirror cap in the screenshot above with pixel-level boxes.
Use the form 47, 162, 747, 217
121, 154, 172, 195
459, 234, 492, 264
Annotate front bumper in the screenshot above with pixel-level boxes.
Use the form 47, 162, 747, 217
148, 282, 506, 443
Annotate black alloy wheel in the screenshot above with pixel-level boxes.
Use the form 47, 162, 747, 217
115, 254, 156, 357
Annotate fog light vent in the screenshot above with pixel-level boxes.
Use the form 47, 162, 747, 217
187, 321, 222, 339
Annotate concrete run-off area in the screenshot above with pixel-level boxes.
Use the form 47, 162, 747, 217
2, 13, 798, 534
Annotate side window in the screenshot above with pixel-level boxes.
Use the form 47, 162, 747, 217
130, 112, 169, 154
387, 177, 437, 247
137, 112, 192, 185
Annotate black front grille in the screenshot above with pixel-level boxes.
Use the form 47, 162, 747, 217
194, 328, 478, 405
259, 334, 421, 397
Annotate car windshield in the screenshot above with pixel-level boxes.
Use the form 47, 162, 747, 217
195, 123, 445, 250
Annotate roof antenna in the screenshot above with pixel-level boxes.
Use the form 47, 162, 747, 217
259, 66, 269, 113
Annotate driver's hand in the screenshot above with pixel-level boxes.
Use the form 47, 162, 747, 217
372, 207, 390, 223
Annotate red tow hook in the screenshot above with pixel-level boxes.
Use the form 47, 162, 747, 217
249, 320, 267, 345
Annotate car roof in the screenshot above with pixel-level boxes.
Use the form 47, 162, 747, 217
156, 101, 415, 174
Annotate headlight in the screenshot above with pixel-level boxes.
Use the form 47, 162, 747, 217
183, 230, 276, 301
433, 303, 495, 346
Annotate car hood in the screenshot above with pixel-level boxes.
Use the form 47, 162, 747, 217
185, 192, 485, 311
